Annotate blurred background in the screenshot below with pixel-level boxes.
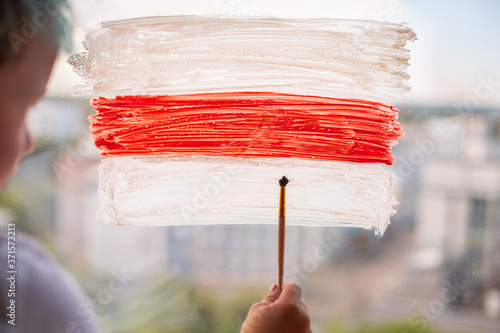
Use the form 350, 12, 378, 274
1, 0, 500, 332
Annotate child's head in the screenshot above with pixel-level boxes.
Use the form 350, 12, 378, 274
0, 0, 71, 188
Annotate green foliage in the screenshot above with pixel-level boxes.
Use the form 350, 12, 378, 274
324, 318, 468, 333
195, 286, 263, 332
355, 320, 439, 333
100, 277, 206, 333
96, 276, 265, 333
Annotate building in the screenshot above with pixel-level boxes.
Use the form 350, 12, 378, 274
414, 115, 500, 316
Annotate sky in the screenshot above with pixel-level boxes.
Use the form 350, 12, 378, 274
47, 0, 500, 108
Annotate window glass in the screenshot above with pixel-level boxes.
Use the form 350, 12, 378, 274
1, 1, 500, 332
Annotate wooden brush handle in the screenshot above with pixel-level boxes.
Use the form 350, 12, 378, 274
278, 216, 285, 287
278, 186, 286, 287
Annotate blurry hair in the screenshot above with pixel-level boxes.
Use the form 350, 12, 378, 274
0, 0, 72, 64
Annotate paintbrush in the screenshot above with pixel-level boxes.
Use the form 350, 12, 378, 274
278, 176, 289, 288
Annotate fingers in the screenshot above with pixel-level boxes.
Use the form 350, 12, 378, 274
261, 283, 302, 305
277, 283, 311, 332
260, 283, 282, 305
242, 283, 311, 333
276, 283, 302, 304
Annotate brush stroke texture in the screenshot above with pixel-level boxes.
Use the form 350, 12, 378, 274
99, 156, 396, 236
70, 16, 415, 103
69, 16, 415, 234
90, 92, 403, 164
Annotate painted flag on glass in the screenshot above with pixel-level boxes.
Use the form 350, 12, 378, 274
70, 17, 415, 236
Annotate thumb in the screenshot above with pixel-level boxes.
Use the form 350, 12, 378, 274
261, 284, 281, 304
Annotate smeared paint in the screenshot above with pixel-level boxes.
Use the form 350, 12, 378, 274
70, 16, 415, 103
90, 92, 403, 164
69, 16, 415, 235
98, 156, 396, 237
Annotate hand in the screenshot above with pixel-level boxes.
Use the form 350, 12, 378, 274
241, 283, 312, 333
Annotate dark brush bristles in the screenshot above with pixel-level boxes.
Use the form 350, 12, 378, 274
279, 176, 289, 187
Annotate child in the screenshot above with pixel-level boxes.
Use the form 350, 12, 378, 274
0, 2, 104, 332
0, 1, 311, 332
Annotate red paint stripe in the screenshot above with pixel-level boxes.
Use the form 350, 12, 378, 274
90, 92, 403, 164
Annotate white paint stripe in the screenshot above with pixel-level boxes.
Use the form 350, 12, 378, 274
98, 156, 396, 236
70, 16, 415, 103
